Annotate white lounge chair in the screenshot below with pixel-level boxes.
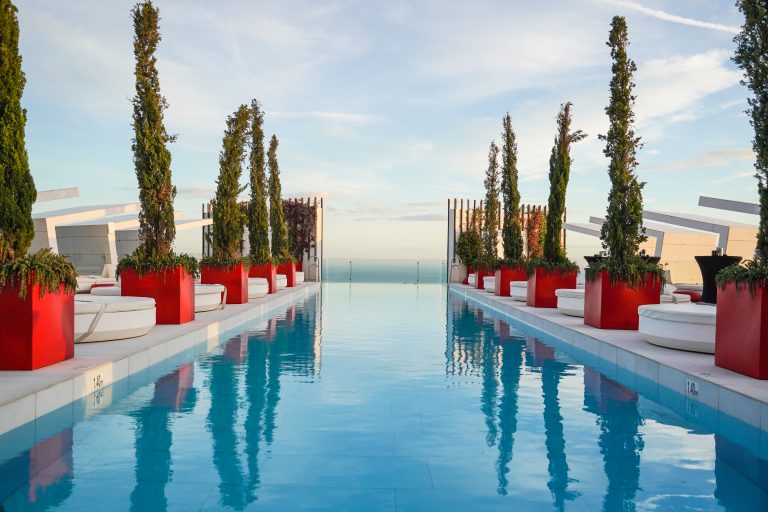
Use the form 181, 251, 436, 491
468, 274, 476, 287
295, 271, 305, 285
510, 281, 527, 301
249, 277, 268, 299
75, 295, 155, 343
483, 276, 495, 292
91, 283, 226, 313
276, 274, 287, 290
638, 303, 716, 353
555, 288, 691, 318
76, 276, 118, 294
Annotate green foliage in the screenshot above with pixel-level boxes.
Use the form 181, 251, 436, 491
268, 135, 291, 261
283, 199, 317, 261
717, 259, 768, 292
209, 105, 249, 261
543, 102, 585, 265
456, 230, 482, 267
200, 255, 250, 270
586, 257, 664, 287
500, 113, 524, 263
117, 250, 198, 278
131, 1, 177, 260
0, 249, 76, 299
247, 100, 271, 265
526, 208, 545, 260
482, 141, 500, 261
526, 257, 580, 278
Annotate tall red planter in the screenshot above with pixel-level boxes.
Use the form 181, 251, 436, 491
715, 282, 768, 379
462, 266, 475, 285
584, 270, 661, 330
474, 267, 494, 290
200, 263, 248, 304
120, 266, 195, 325
249, 263, 277, 294
0, 281, 74, 370
495, 266, 527, 297
278, 261, 297, 287
526, 267, 577, 308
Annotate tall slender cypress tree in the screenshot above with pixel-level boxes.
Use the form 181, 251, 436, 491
500, 114, 524, 263
482, 142, 500, 264
209, 105, 249, 261
247, 100, 271, 264
268, 135, 290, 260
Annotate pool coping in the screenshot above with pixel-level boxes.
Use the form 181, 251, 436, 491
450, 284, 768, 433
0, 282, 320, 436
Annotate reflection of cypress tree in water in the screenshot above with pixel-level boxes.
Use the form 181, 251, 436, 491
582, 367, 643, 512
527, 338, 579, 510
494, 335, 525, 496
445, 297, 488, 378
243, 333, 269, 505
130, 363, 197, 512
480, 318, 500, 446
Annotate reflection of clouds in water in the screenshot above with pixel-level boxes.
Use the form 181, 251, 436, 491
639, 421, 715, 471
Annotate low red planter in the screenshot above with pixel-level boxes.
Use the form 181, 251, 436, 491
120, 266, 195, 325
249, 263, 277, 294
584, 270, 661, 330
495, 266, 527, 297
277, 261, 297, 287
715, 282, 768, 379
0, 280, 74, 370
201, 263, 248, 304
462, 265, 475, 285
526, 267, 577, 308
296, 260, 303, 272
475, 267, 494, 290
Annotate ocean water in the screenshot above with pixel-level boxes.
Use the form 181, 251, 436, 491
323, 259, 446, 284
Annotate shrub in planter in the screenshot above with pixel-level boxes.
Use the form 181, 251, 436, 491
527, 103, 584, 307
200, 105, 251, 304
456, 230, 481, 284
268, 135, 297, 287
715, 1, 768, 378
475, 141, 501, 290
283, 199, 317, 271
118, 1, 197, 324
0, 2, 76, 370
584, 16, 663, 330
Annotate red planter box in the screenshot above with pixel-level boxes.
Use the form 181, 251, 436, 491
475, 267, 494, 290
584, 270, 661, 330
249, 263, 277, 294
120, 266, 195, 325
462, 266, 475, 285
0, 281, 74, 370
495, 266, 527, 297
526, 267, 577, 308
715, 282, 768, 379
278, 261, 297, 287
201, 263, 248, 304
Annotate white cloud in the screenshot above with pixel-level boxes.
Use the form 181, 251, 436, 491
595, 0, 740, 34
648, 149, 755, 171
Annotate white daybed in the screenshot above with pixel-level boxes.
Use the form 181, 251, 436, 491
295, 271, 305, 285
91, 284, 226, 313
483, 276, 495, 292
249, 277, 269, 299
74, 295, 155, 343
76, 277, 118, 294
468, 274, 476, 287
510, 281, 527, 301
276, 274, 288, 290
638, 303, 716, 354
555, 288, 691, 318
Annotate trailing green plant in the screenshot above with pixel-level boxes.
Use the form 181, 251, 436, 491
207, 104, 250, 264
199, 255, 250, 270
247, 99, 271, 266
456, 230, 483, 268
116, 251, 198, 279
482, 141, 500, 265
0, 249, 76, 298
717, 0, 768, 289
268, 135, 292, 262
500, 113, 525, 266
283, 199, 317, 261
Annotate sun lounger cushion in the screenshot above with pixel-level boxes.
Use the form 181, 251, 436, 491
196, 284, 226, 312
249, 277, 269, 299
556, 289, 691, 317
295, 271, 305, 284
468, 274, 476, 287
74, 295, 156, 343
638, 303, 716, 354
276, 274, 287, 290
483, 276, 495, 292
76, 276, 118, 294
90, 285, 121, 296
510, 281, 527, 301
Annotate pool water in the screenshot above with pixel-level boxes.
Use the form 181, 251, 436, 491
1, 283, 767, 511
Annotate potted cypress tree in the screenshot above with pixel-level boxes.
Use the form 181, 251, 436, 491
495, 114, 527, 296
200, 105, 251, 304
246, 100, 277, 293
475, 142, 500, 290
0, 0, 77, 370
584, 16, 663, 330
715, 0, 768, 379
117, 1, 198, 324
456, 229, 482, 284
269, 135, 296, 286
526, 103, 585, 307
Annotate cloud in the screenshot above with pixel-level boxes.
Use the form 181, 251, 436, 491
271, 111, 381, 123
176, 187, 215, 199
394, 213, 444, 222
647, 149, 755, 171
595, 0, 740, 33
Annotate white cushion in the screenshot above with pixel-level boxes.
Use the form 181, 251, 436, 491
468, 274, 476, 286
196, 284, 224, 296
76, 277, 117, 294
483, 276, 495, 292
248, 277, 269, 299
555, 288, 583, 299
196, 284, 225, 312
74, 296, 156, 343
673, 283, 703, 292
75, 295, 155, 313
661, 293, 691, 304
90, 285, 121, 296
510, 281, 527, 301
276, 274, 287, 290
554, 289, 691, 317
295, 271, 305, 284
639, 303, 716, 354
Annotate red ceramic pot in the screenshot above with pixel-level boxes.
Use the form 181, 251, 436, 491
462, 265, 475, 285
495, 266, 527, 297
0, 280, 74, 370
526, 267, 577, 308
120, 266, 195, 325
584, 270, 661, 330
715, 282, 768, 379
475, 266, 494, 290
201, 263, 248, 304
278, 261, 297, 287
249, 263, 277, 294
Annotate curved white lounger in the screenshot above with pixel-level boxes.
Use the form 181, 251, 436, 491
76, 276, 118, 294
555, 288, 691, 317
75, 296, 156, 343
510, 281, 527, 302
295, 271, 305, 285
276, 274, 288, 290
468, 274, 476, 287
90, 286, 121, 296
483, 276, 496, 293
249, 277, 269, 299
92, 283, 226, 313
639, 303, 716, 354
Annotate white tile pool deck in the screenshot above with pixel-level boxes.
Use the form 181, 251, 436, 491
0, 282, 320, 436
451, 284, 768, 433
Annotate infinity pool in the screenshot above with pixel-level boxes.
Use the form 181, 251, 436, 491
1, 283, 767, 511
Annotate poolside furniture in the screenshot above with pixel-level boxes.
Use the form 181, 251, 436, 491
277, 261, 297, 287
556, 288, 691, 318
295, 271, 305, 285
76, 276, 117, 294
276, 274, 288, 290
510, 281, 527, 301
92, 284, 226, 313
74, 295, 156, 343
694, 254, 741, 304
468, 274, 476, 287
483, 276, 495, 292
527, 267, 577, 308
638, 303, 716, 354
249, 277, 269, 299
672, 283, 703, 302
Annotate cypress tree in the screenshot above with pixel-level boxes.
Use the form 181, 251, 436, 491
0, 0, 34, 263
598, 16, 649, 281
500, 114, 524, 263
131, 1, 176, 259
209, 105, 249, 261
482, 141, 500, 264
247, 100, 270, 264
268, 135, 290, 261
543, 103, 585, 266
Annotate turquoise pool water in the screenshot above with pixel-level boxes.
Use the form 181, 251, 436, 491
1, 283, 767, 511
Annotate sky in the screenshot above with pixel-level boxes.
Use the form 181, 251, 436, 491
17, 0, 757, 262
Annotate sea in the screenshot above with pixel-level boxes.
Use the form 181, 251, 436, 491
322, 259, 446, 284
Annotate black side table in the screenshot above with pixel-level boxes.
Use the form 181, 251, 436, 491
694, 255, 742, 304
